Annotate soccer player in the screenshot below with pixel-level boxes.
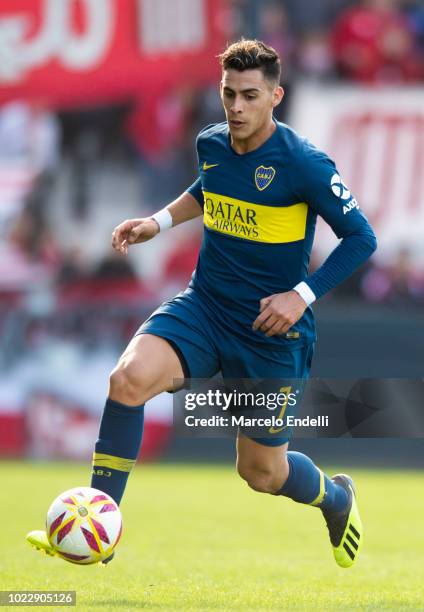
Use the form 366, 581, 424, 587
28, 40, 376, 568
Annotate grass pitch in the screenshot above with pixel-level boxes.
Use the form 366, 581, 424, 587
0, 461, 422, 610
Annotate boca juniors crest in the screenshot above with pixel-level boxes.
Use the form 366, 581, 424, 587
255, 166, 276, 191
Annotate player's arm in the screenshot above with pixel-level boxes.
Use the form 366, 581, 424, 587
253, 149, 377, 336
112, 180, 203, 254
291, 151, 377, 303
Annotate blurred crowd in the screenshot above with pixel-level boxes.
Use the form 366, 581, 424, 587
0, 0, 423, 366
229, 0, 424, 83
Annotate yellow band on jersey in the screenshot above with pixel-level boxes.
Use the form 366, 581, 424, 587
203, 191, 308, 244
92, 452, 136, 473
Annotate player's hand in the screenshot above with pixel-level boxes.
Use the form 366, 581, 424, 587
252, 291, 307, 337
111, 217, 160, 254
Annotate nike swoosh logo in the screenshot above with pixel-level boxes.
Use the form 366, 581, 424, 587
203, 162, 219, 171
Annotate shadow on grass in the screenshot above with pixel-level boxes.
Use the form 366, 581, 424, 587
88, 601, 237, 610
88, 601, 160, 609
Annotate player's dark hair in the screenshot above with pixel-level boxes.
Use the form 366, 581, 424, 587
219, 39, 281, 85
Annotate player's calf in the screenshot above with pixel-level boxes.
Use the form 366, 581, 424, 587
91, 334, 185, 506
237, 463, 288, 494
237, 436, 363, 566
236, 434, 290, 494
274, 452, 363, 567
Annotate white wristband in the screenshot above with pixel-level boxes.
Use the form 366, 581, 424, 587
151, 208, 173, 232
293, 281, 316, 306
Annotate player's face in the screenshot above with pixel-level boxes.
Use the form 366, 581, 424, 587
220, 69, 283, 147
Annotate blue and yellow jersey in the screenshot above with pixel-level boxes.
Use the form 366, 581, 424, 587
187, 120, 375, 350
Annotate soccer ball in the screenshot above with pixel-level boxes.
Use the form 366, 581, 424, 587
46, 487, 122, 564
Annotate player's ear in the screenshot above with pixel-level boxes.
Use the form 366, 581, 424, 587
272, 86, 284, 108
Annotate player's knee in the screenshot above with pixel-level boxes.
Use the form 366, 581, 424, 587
109, 360, 152, 405
237, 464, 280, 494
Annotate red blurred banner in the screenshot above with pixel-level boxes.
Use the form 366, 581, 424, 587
0, 0, 225, 108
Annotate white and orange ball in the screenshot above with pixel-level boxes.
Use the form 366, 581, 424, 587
46, 487, 122, 564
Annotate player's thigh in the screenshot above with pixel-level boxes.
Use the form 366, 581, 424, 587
109, 333, 185, 403
138, 291, 220, 379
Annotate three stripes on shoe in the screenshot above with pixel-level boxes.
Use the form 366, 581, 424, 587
343, 523, 360, 561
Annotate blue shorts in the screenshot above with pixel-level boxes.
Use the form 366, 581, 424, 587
137, 290, 314, 446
